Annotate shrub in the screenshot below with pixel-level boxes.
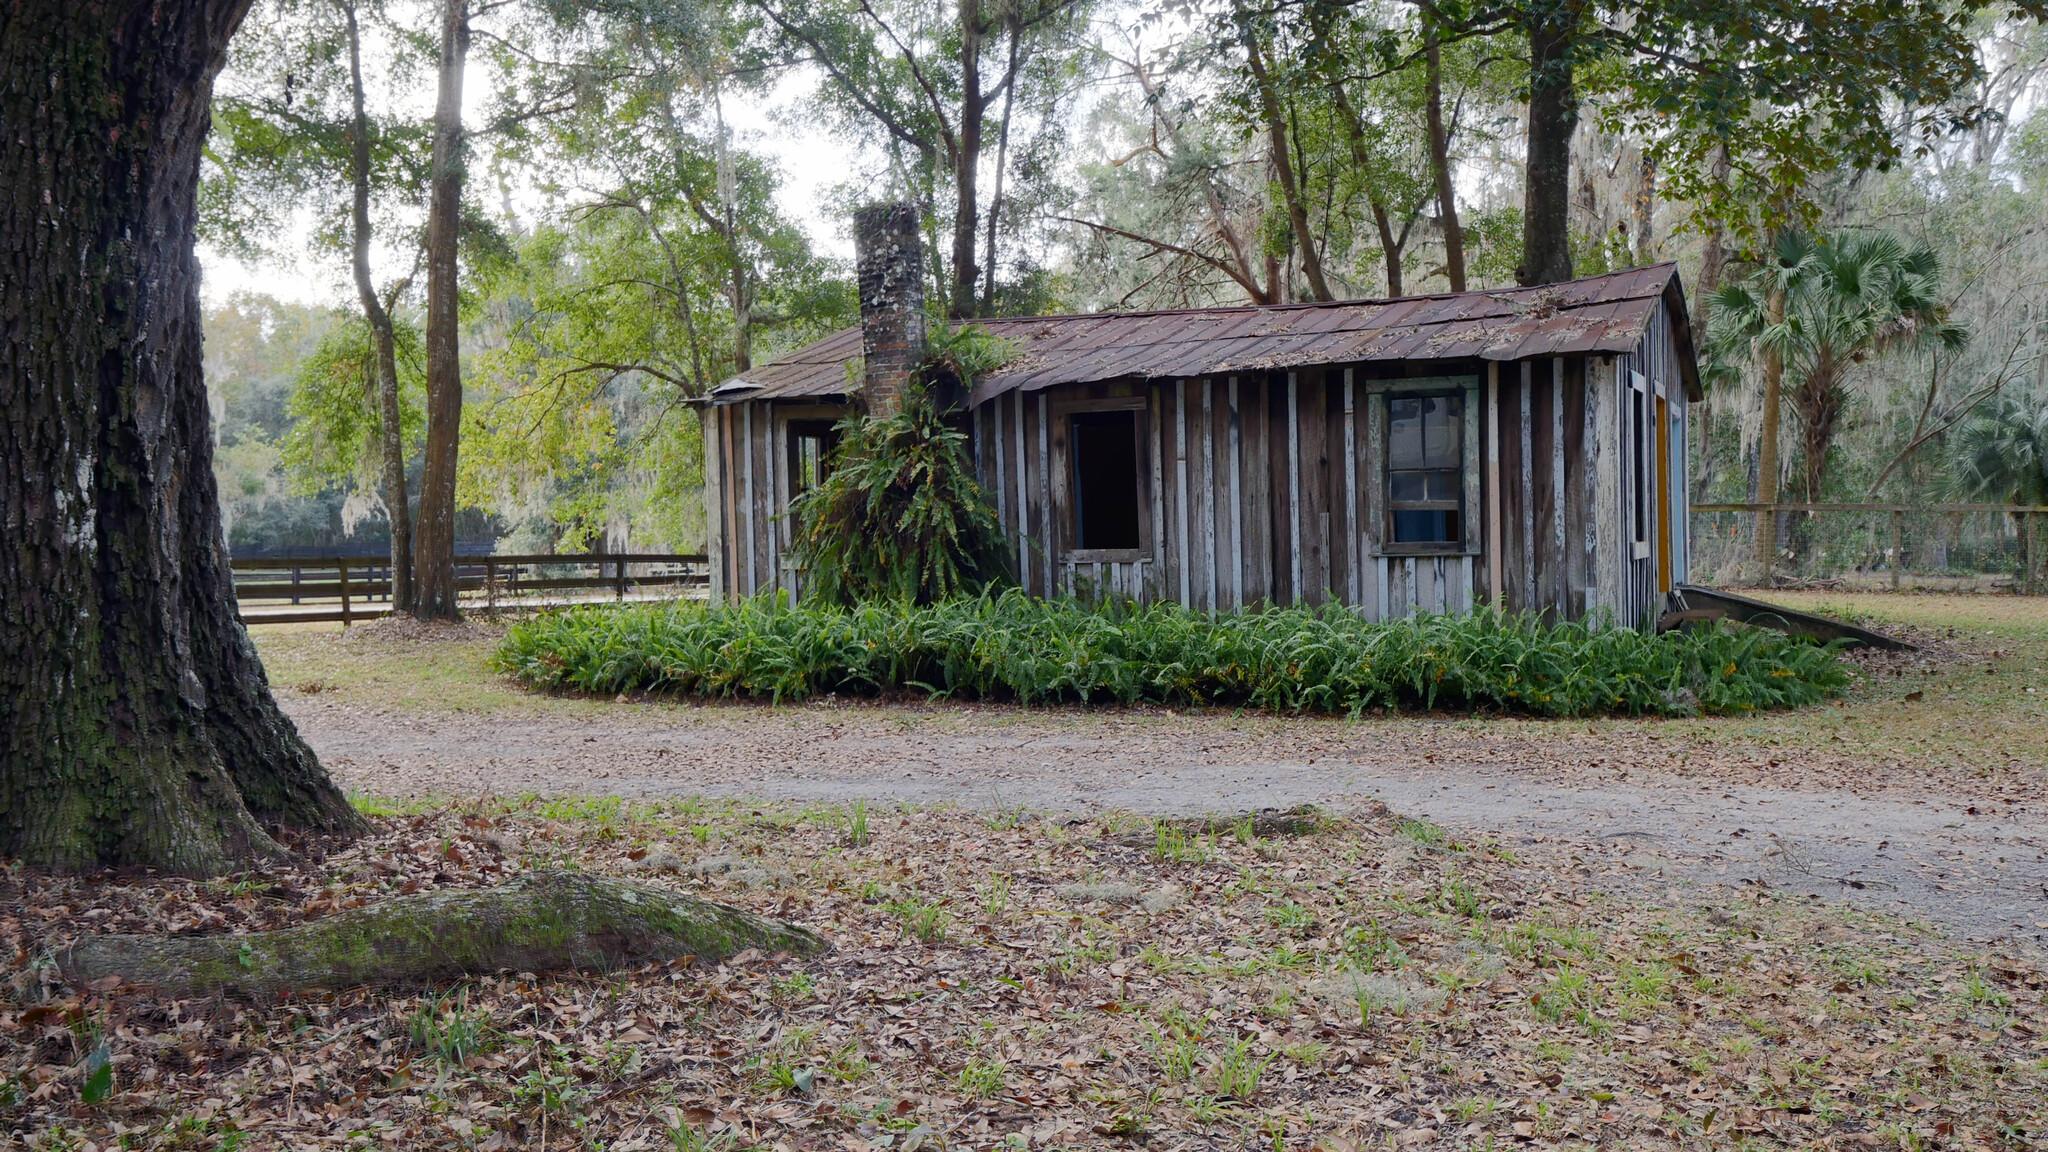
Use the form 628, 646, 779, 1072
492, 593, 1851, 717
785, 326, 1016, 606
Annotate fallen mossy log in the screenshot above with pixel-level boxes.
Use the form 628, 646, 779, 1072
59, 870, 829, 997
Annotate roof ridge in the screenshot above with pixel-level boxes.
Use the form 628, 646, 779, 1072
965, 262, 1678, 326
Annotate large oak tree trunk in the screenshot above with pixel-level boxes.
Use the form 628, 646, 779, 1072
345, 0, 414, 613
1517, 5, 1580, 287
0, 0, 365, 874
414, 0, 468, 621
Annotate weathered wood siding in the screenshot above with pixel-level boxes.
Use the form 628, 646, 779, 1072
705, 399, 854, 603
709, 309, 1689, 630
1603, 293, 1688, 628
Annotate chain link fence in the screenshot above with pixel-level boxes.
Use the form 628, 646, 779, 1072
1689, 504, 2048, 592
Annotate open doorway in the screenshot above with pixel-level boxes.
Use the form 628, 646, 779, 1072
1070, 410, 1141, 551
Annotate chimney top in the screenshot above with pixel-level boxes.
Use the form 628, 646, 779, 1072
853, 202, 926, 417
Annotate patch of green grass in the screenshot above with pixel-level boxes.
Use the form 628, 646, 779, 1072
1154, 823, 1214, 863
406, 989, 495, 1066
490, 593, 1852, 717
1263, 901, 1316, 933
1396, 818, 1449, 847
1341, 921, 1410, 971
978, 874, 1011, 920
954, 1058, 1008, 1098
887, 896, 952, 943
1208, 1038, 1271, 1101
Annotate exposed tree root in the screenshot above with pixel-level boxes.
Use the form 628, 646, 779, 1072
59, 871, 828, 997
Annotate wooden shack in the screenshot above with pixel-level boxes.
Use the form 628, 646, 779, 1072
703, 225, 1701, 627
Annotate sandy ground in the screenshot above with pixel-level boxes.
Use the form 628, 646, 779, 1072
287, 695, 2048, 945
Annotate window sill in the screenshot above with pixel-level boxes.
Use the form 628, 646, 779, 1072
1063, 549, 1150, 564
1375, 546, 1480, 558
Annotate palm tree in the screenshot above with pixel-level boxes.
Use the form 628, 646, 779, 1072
1955, 391, 2048, 592
1709, 231, 1968, 568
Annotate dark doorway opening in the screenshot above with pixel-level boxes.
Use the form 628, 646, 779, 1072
1071, 411, 1141, 550
788, 420, 841, 498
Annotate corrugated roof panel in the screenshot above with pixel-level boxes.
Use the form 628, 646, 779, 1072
740, 263, 1689, 406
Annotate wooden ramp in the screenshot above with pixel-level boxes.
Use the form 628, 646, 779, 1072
1658, 585, 1914, 650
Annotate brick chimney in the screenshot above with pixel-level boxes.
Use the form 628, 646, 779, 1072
853, 202, 927, 417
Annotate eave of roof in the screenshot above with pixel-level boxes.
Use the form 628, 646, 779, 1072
718, 263, 1701, 407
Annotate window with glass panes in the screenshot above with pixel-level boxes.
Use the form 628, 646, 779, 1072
1385, 393, 1464, 546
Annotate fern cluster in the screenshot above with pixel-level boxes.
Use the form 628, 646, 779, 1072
784, 323, 1018, 606
495, 593, 1852, 718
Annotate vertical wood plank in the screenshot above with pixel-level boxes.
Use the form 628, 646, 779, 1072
1201, 379, 1217, 610
1521, 360, 1536, 611
1039, 392, 1053, 596
1228, 377, 1244, 609
1366, 386, 1389, 621
1155, 385, 1171, 602
1302, 373, 1331, 604
1343, 370, 1358, 608
1485, 363, 1501, 609
729, 406, 742, 597
1552, 358, 1567, 617
1247, 379, 1274, 606
761, 403, 774, 594
704, 406, 726, 601
741, 402, 757, 596
1590, 358, 1619, 622
1012, 392, 1028, 585
1175, 381, 1190, 606
1287, 372, 1302, 604
992, 400, 1007, 534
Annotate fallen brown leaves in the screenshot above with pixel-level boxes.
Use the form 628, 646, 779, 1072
4, 799, 2044, 1151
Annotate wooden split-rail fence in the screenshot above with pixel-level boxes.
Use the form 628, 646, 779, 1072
232, 553, 709, 625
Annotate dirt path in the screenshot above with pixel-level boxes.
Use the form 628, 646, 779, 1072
288, 696, 2048, 944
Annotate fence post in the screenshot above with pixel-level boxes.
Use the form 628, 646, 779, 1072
616, 556, 627, 602
1889, 511, 1904, 592
291, 565, 301, 605
339, 559, 351, 627
486, 557, 498, 617
2027, 510, 2040, 596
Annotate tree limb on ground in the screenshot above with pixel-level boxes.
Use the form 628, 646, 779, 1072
58, 871, 828, 998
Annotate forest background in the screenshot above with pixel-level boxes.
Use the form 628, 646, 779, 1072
200, 0, 2048, 583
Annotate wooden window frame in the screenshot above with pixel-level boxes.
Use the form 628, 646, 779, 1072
1049, 394, 1154, 565
1376, 384, 1478, 556
1628, 371, 1652, 560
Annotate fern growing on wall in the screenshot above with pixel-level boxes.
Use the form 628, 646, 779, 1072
786, 325, 1015, 605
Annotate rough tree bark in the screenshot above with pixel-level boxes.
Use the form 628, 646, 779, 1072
1517, 3, 1581, 287
1240, 17, 1333, 302
63, 871, 829, 997
1424, 26, 1466, 293
0, 0, 365, 874
345, 0, 414, 613
1755, 284, 1786, 576
1326, 74, 1412, 297
414, 0, 468, 621
950, 0, 987, 320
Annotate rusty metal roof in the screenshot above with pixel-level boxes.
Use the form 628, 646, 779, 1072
712, 263, 1699, 406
